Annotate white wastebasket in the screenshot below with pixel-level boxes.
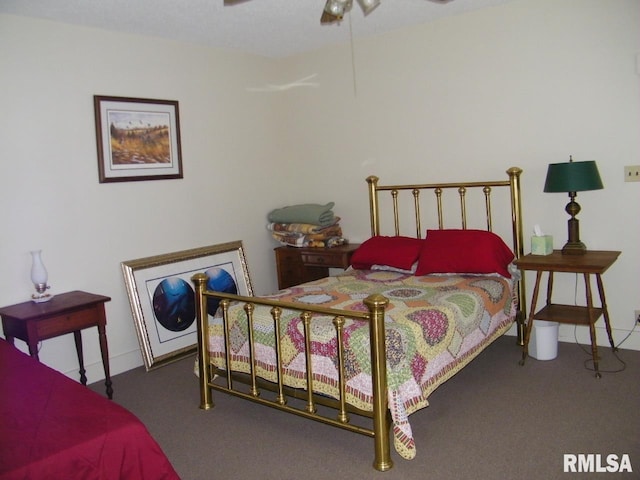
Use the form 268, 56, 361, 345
529, 320, 559, 360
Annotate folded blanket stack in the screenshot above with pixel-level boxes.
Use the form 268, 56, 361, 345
267, 202, 347, 248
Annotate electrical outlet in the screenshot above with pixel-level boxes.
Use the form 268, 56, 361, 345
624, 165, 640, 182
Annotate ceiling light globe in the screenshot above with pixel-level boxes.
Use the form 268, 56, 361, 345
357, 0, 381, 15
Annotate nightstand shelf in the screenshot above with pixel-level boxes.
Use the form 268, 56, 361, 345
534, 304, 605, 326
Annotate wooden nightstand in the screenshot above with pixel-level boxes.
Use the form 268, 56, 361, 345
274, 244, 360, 289
0, 290, 113, 398
514, 250, 620, 377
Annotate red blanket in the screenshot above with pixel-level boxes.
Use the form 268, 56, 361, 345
0, 339, 180, 480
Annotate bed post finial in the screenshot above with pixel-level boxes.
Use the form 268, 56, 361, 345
192, 272, 214, 410
367, 176, 380, 237
507, 167, 522, 179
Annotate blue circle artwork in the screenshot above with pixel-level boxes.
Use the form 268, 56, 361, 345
153, 277, 196, 332
205, 267, 238, 316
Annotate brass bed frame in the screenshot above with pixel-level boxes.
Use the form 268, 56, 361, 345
192, 167, 525, 472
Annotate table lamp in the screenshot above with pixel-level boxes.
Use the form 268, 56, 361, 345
30, 249, 52, 302
543, 156, 603, 255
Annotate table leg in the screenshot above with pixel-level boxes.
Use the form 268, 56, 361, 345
22, 322, 41, 360
73, 330, 87, 385
520, 270, 543, 366
545, 271, 554, 306
596, 274, 616, 351
97, 324, 113, 399
27, 340, 40, 360
583, 273, 601, 379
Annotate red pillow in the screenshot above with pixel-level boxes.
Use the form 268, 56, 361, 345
415, 229, 514, 278
351, 236, 424, 271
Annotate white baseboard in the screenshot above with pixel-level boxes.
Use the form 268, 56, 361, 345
504, 322, 640, 351
62, 349, 144, 385
71, 322, 639, 387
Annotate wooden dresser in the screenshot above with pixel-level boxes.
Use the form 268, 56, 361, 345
274, 244, 360, 289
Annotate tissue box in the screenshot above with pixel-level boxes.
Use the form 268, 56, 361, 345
531, 235, 553, 255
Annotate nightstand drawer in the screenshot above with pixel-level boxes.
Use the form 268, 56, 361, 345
301, 253, 331, 266
36, 308, 97, 339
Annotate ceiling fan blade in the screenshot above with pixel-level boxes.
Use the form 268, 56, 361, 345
223, 0, 252, 5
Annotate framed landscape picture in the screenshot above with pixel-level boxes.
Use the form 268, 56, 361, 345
94, 95, 183, 183
121, 242, 253, 370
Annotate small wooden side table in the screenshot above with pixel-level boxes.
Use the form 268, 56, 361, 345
514, 250, 620, 378
0, 290, 113, 398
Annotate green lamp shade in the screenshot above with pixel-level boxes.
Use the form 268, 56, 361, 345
543, 160, 604, 193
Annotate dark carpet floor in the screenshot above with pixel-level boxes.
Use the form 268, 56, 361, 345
90, 336, 639, 479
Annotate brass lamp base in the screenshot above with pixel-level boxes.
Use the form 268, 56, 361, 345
561, 241, 587, 255
562, 194, 587, 255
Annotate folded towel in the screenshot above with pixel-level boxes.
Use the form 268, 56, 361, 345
267, 202, 335, 226
272, 233, 347, 248
311, 237, 347, 248
266, 217, 341, 234
271, 225, 343, 244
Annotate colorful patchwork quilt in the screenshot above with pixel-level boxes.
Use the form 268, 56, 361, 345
207, 269, 516, 459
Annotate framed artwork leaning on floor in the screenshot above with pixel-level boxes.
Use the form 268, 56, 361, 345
121, 241, 253, 370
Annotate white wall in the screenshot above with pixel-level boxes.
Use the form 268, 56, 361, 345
276, 0, 640, 349
1, 0, 638, 383
0, 15, 287, 379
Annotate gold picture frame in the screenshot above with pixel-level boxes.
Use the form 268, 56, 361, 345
121, 241, 253, 371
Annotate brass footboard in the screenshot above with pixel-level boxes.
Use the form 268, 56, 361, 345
192, 273, 394, 472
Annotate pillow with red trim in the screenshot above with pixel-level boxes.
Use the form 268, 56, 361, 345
351, 236, 424, 271
415, 229, 514, 278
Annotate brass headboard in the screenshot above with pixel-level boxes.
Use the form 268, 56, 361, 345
366, 167, 526, 343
